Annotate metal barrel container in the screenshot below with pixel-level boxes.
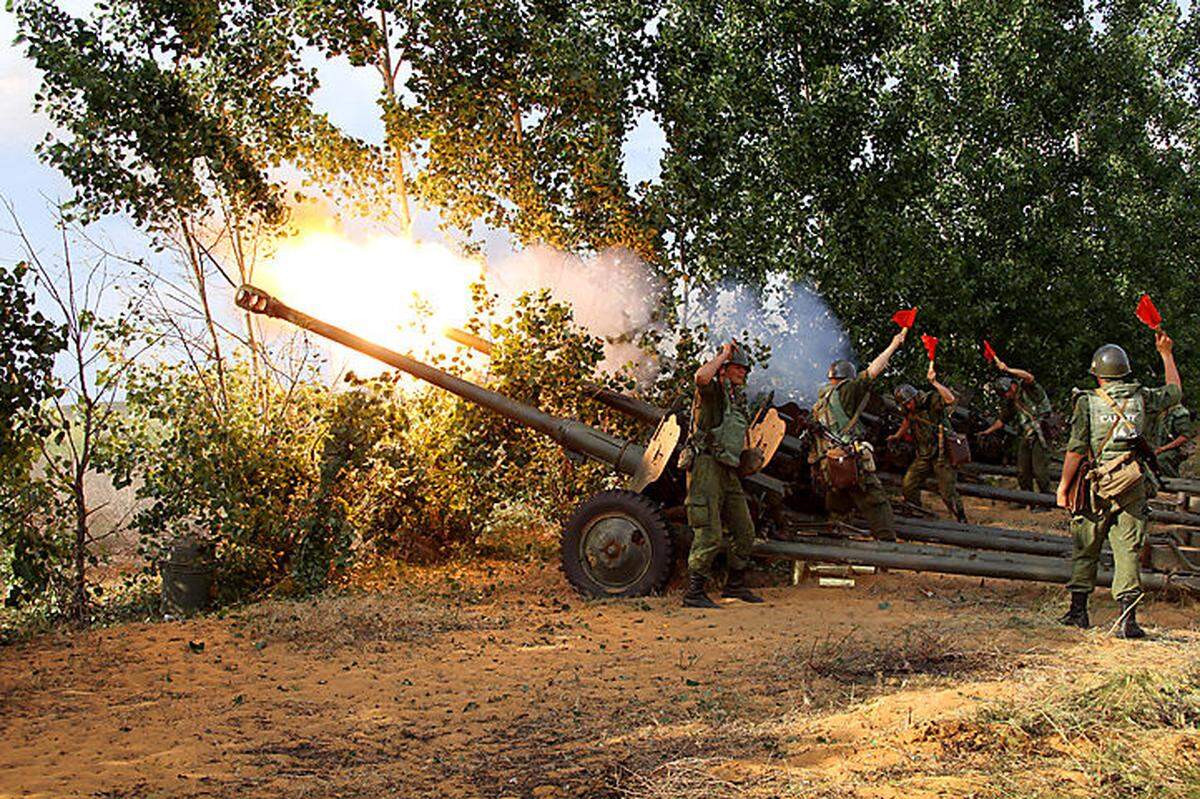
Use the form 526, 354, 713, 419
160, 538, 213, 615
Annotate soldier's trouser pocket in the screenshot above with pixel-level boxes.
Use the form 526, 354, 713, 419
686, 497, 722, 575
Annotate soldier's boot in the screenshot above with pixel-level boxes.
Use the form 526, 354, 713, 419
1115, 596, 1146, 640
1058, 591, 1090, 629
721, 569, 764, 603
682, 572, 720, 609
954, 503, 968, 524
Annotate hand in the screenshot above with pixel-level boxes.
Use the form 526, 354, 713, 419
891, 328, 909, 348
977, 429, 992, 438
719, 341, 736, 361
1155, 445, 1166, 456
994, 357, 1008, 372
1055, 485, 1070, 510
886, 434, 900, 444
926, 362, 937, 383
1155, 330, 1174, 356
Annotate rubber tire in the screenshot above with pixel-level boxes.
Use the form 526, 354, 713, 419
560, 489, 674, 598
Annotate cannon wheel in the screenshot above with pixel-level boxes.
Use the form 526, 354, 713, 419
560, 489, 674, 598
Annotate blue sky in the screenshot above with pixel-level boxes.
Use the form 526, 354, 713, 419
0, 5, 666, 268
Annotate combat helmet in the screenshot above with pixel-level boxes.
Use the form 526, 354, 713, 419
893, 383, 919, 405
725, 345, 752, 371
994, 376, 1019, 395
1089, 344, 1132, 379
828, 359, 858, 381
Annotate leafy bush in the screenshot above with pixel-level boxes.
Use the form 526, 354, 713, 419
111, 290, 636, 602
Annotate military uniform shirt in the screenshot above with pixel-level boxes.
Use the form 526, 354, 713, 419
998, 381, 1050, 438
1157, 405, 1194, 447
817, 373, 875, 439
907, 391, 951, 459
1066, 381, 1182, 455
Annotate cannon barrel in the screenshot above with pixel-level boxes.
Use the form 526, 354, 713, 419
236, 286, 646, 476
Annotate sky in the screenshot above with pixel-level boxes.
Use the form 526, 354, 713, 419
0, 5, 666, 270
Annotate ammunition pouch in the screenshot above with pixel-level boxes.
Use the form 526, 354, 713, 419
736, 447, 765, 478
824, 446, 860, 491
1093, 452, 1144, 501
822, 441, 874, 490
943, 430, 972, 467
1065, 461, 1093, 516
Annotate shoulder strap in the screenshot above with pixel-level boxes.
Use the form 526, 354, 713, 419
1091, 388, 1131, 456
844, 392, 871, 435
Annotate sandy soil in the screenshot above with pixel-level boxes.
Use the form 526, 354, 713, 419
2, 502, 1198, 799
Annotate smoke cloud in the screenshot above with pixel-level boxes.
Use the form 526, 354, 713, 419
487, 246, 664, 382
690, 276, 852, 404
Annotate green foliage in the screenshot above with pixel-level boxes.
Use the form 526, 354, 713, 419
654, 0, 1200, 402
11, 0, 330, 229
0, 261, 64, 460
110, 290, 626, 601
113, 360, 333, 599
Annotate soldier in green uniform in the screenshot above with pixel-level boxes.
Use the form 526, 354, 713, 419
811, 327, 909, 541
1055, 333, 1181, 638
681, 342, 764, 609
978, 357, 1053, 508
888, 361, 967, 523
1153, 404, 1193, 478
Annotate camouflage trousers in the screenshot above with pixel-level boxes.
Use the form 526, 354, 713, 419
1017, 435, 1051, 494
901, 454, 964, 519
1067, 482, 1147, 601
685, 453, 755, 576
825, 472, 897, 541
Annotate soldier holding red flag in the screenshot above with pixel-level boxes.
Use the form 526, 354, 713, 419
810, 320, 910, 541
978, 353, 1054, 507
889, 361, 968, 523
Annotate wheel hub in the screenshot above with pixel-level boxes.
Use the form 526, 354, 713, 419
580, 513, 652, 590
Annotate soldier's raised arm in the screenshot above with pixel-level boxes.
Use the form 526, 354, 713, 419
1157, 331, 1181, 393
866, 328, 908, 380
928, 362, 956, 405
696, 342, 734, 386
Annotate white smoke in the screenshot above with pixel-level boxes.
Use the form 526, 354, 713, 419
487, 246, 665, 382
689, 275, 852, 404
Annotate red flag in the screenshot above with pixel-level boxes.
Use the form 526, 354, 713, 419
891, 307, 918, 328
1136, 294, 1162, 329
982, 339, 997, 363
921, 333, 938, 361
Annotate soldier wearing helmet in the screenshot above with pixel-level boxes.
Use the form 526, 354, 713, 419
1055, 332, 1182, 639
810, 326, 909, 541
680, 341, 763, 609
977, 354, 1054, 507
888, 362, 967, 522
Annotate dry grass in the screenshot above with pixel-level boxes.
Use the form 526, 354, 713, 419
236, 590, 510, 653
617, 631, 1200, 799
799, 624, 999, 685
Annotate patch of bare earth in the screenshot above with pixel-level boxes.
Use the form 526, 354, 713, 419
1, 540, 1198, 799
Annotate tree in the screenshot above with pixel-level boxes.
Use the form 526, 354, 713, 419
2, 212, 153, 621
653, 0, 1200, 401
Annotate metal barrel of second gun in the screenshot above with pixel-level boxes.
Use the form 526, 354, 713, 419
236, 285, 645, 476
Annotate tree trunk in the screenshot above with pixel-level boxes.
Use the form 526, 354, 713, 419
71, 466, 88, 624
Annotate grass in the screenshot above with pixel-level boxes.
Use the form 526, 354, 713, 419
236, 588, 512, 654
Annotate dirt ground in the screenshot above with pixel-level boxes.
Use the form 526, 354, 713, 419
2, 501, 1199, 799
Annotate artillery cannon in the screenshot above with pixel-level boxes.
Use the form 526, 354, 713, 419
238, 287, 1200, 598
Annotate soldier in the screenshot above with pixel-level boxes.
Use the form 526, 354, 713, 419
681, 342, 764, 609
1055, 333, 1181, 638
888, 361, 968, 523
978, 357, 1053, 509
811, 327, 909, 541
1153, 404, 1194, 479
